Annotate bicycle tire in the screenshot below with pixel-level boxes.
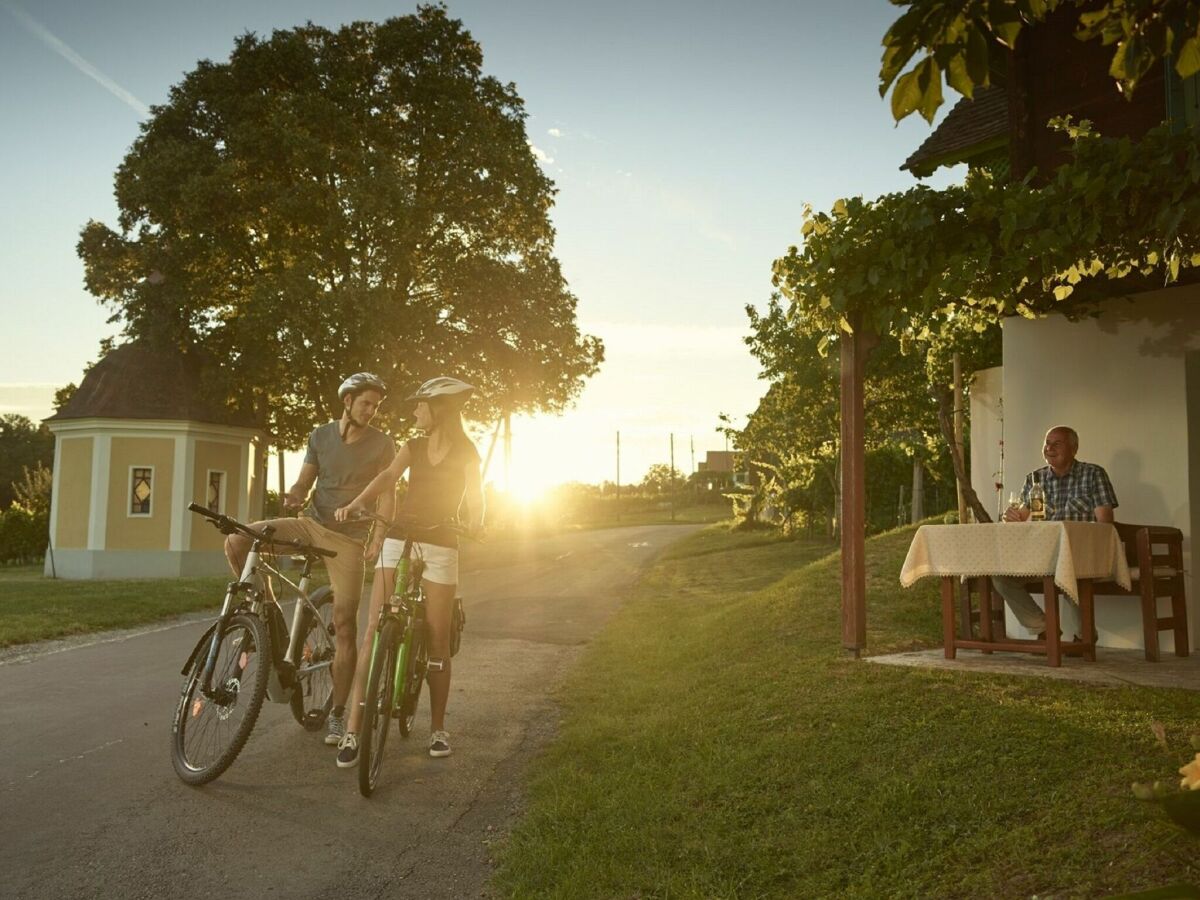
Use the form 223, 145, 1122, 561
397, 624, 427, 738
359, 618, 402, 797
290, 586, 336, 731
171, 613, 271, 786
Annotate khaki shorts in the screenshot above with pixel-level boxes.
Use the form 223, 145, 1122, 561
376, 537, 459, 586
250, 517, 366, 613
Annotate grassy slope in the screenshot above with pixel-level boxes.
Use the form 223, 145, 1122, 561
0, 565, 232, 647
495, 524, 1200, 899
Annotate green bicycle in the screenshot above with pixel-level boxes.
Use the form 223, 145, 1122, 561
356, 513, 467, 797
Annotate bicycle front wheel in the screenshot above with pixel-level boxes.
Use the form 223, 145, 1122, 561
397, 625, 427, 738
290, 586, 336, 731
358, 618, 401, 797
171, 613, 271, 786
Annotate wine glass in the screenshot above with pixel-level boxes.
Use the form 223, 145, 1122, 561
1005, 492, 1022, 521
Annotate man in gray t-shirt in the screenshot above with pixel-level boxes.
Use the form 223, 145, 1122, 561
223, 372, 396, 749
301, 420, 395, 541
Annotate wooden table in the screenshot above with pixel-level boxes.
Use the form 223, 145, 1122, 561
899, 522, 1132, 667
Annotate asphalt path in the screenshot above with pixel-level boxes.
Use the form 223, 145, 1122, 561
0, 523, 699, 900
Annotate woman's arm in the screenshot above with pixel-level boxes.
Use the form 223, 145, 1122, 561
335, 443, 411, 521
364, 486, 396, 561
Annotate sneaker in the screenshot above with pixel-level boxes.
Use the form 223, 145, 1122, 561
429, 730, 452, 758
324, 712, 346, 746
336, 733, 359, 768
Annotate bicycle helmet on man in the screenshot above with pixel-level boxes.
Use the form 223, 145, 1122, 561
339, 372, 388, 400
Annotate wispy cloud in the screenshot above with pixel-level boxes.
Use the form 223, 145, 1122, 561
547, 127, 563, 138
4, 1, 149, 117
527, 140, 555, 165
0, 383, 59, 421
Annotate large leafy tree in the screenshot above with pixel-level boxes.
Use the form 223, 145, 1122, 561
78, 6, 602, 445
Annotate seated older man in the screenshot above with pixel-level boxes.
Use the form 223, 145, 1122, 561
993, 425, 1118, 641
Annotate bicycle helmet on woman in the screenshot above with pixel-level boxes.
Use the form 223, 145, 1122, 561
406, 377, 475, 406
338, 372, 388, 400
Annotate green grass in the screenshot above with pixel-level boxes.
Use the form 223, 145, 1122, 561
0, 565, 235, 647
494, 524, 1200, 899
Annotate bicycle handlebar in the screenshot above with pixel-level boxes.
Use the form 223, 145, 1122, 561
350, 510, 472, 539
187, 502, 339, 559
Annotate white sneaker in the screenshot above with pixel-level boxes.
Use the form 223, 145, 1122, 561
324, 712, 346, 746
336, 733, 359, 768
429, 730, 452, 758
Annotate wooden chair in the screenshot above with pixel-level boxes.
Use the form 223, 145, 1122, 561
1089, 522, 1190, 662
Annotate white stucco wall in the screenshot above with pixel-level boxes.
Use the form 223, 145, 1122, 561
999, 285, 1200, 650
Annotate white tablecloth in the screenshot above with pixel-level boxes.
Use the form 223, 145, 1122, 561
899, 522, 1132, 603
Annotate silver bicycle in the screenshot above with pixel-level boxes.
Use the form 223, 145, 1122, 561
171, 503, 339, 785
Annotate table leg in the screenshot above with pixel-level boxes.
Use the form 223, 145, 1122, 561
978, 577, 993, 653
941, 576, 956, 659
1043, 576, 1061, 667
1080, 579, 1096, 662
958, 579, 973, 640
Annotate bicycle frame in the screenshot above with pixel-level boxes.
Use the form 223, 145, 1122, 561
363, 541, 425, 716
198, 534, 333, 700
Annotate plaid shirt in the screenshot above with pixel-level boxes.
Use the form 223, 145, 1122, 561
1020, 460, 1118, 522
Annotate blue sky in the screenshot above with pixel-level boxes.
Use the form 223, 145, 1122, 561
0, 0, 960, 489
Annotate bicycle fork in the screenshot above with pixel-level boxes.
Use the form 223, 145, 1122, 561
197, 548, 263, 695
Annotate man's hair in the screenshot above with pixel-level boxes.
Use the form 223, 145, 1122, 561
1050, 426, 1079, 450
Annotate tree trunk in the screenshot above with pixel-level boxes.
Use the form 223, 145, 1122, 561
911, 455, 924, 523
932, 386, 992, 523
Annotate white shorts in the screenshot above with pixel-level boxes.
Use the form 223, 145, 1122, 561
375, 537, 458, 586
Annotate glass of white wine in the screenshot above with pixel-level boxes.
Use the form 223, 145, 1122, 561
1005, 492, 1022, 521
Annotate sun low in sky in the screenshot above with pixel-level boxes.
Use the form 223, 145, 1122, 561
0, 0, 960, 488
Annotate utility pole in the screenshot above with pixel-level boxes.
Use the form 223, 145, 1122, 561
615, 430, 621, 524
690, 435, 696, 503
670, 433, 676, 522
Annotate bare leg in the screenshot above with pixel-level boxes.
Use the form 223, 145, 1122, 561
422, 580, 456, 733
330, 591, 360, 710
346, 566, 395, 734
223, 532, 279, 602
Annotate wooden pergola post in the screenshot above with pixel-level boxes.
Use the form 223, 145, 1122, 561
840, 313, 875, 656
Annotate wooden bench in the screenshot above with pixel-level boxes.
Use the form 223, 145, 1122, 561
966, 522, 1189, 662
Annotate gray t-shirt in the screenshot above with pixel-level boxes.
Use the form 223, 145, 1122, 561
302, 421, 395, 540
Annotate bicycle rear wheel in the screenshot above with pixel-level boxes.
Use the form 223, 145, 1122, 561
171, 613, 270, 786
397, 626, 427, 738
290, 586, 336, 731
358, 618, 401, 797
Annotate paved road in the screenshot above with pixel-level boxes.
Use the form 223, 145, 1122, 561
1, 524, 698, 900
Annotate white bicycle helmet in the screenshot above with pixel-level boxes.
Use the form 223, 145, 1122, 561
406, 376, 475, 404
338, 372, 387, 400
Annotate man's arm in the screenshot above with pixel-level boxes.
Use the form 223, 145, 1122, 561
1093, 464, 1118, 525
284, 462, 319, 509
